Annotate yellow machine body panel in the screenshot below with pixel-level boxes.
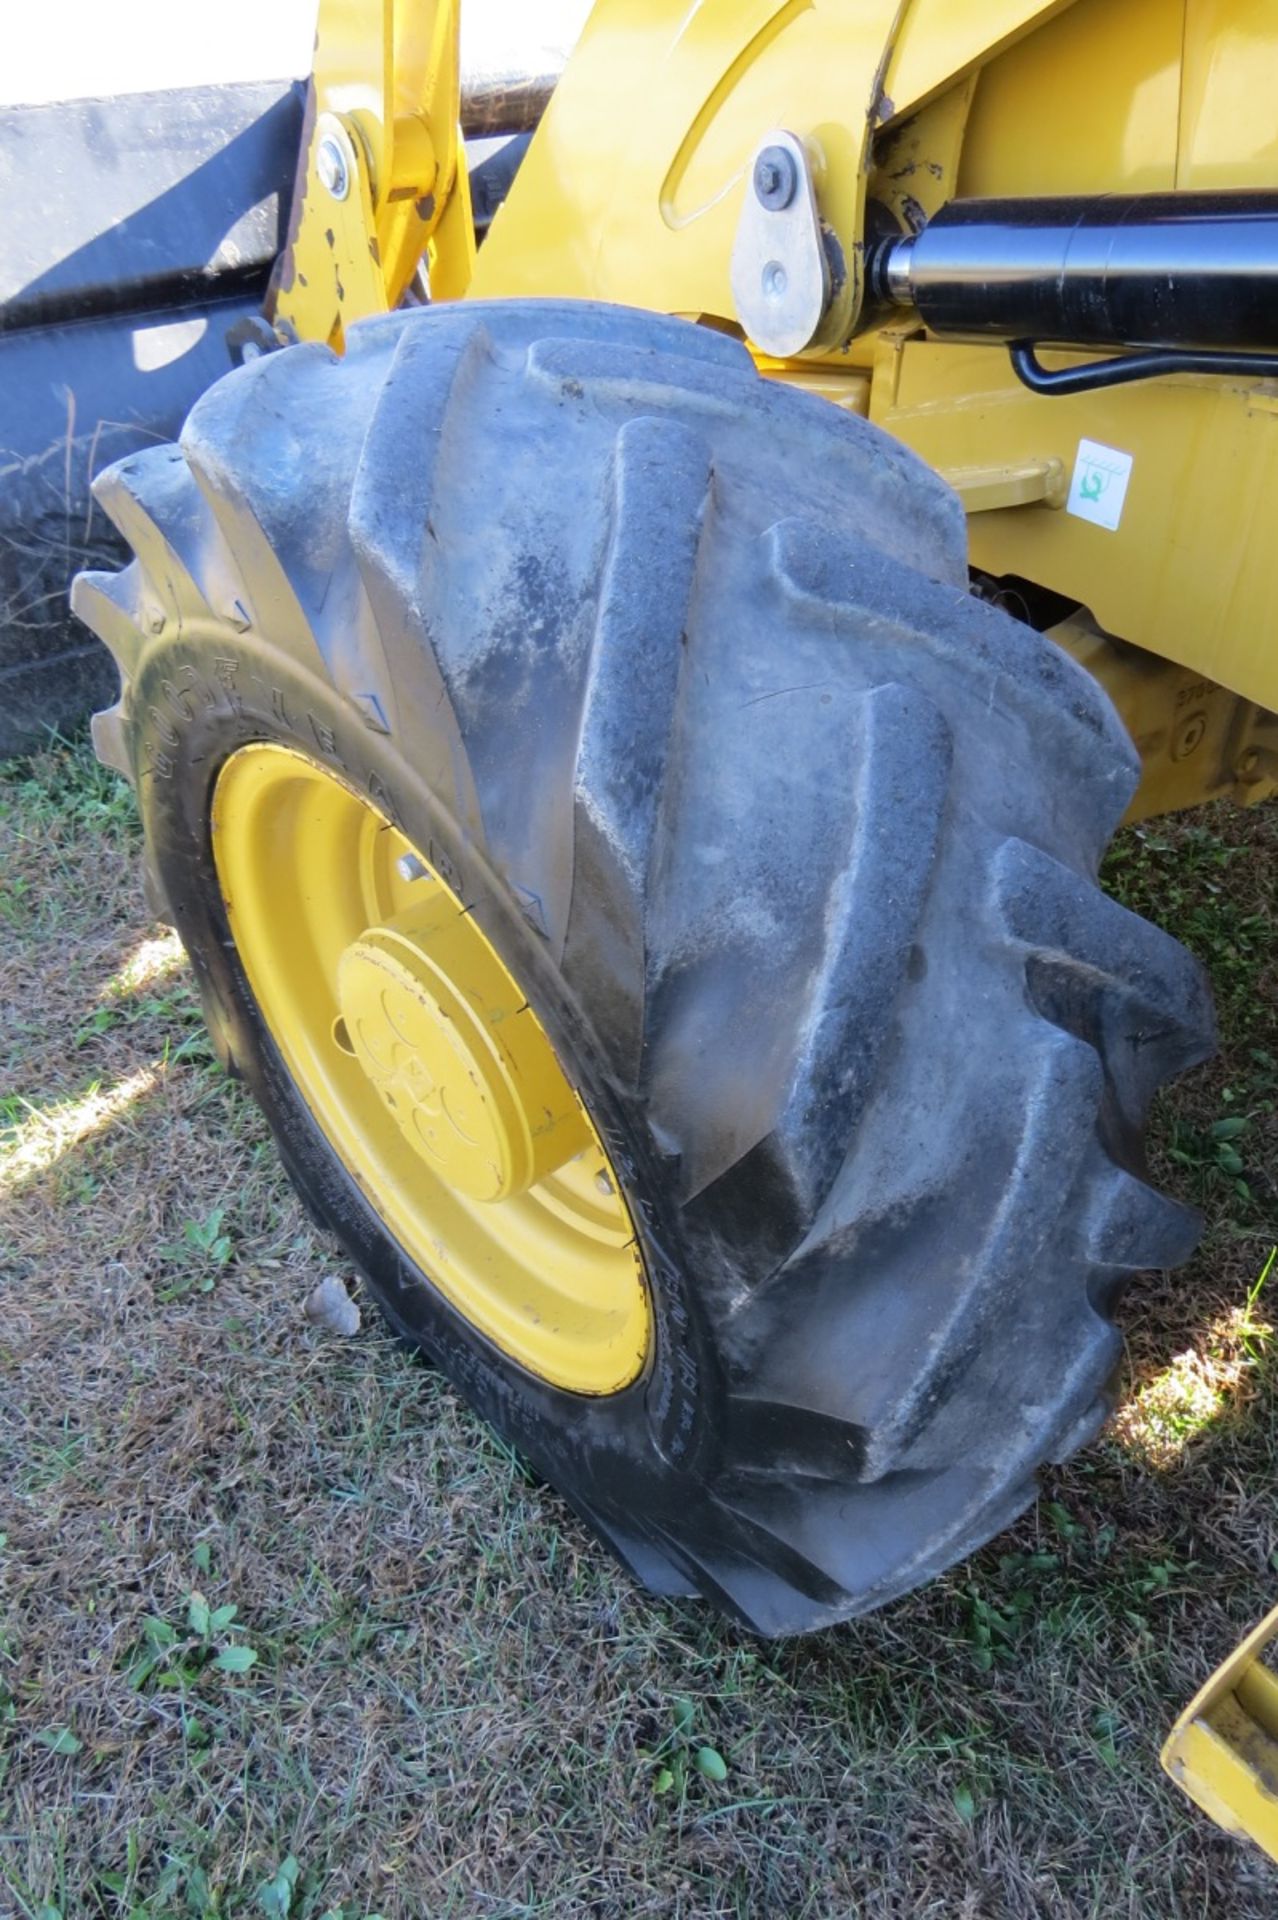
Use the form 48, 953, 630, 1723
953, 0, 1278, 198
871, 337, 1278, 718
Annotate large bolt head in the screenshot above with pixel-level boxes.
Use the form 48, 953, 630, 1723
753, 144, 798, 211
316, 133, 350, 201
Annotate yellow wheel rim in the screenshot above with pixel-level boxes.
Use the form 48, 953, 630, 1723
211, 743, 649, 1393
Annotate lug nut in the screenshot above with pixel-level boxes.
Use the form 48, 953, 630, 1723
396, 852, 428, 882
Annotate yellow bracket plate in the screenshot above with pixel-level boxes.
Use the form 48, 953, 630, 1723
1162, 1601, 1278, 1863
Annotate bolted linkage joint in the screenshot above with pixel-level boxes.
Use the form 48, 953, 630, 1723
316, 132, 351, 201
731, 129, 831, 359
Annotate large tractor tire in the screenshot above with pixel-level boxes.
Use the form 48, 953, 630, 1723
73, 302, 1214, 1634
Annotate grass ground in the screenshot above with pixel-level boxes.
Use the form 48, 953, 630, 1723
1, 736, 1275, 1920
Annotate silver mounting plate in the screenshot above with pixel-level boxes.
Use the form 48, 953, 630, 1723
730, 129, 830, 359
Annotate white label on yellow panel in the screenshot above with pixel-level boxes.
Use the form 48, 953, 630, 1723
1067, 438, 1134, 531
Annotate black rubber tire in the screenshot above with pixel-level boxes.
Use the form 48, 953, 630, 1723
73, 301, 1215, 1635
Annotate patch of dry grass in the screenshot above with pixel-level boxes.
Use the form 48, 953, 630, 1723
1, 739, 1276, 1919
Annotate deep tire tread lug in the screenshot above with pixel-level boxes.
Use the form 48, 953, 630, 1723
70, 565, 146, 678
563, 414, 714, 1084
90, 444, 219, 622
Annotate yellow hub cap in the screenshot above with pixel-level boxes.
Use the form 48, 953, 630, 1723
335, 913, 589, 1204
211, 744, 649, 1393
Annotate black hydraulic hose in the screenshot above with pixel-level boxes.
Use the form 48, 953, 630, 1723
1008, 340, 1278, 395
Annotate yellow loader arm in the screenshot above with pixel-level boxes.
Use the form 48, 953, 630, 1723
268, 0, 473, 347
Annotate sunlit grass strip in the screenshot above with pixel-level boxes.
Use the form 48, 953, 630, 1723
0, 1066, 159, 1187
100, 929, 186, 1000
1114, 1250, 1275, 1468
